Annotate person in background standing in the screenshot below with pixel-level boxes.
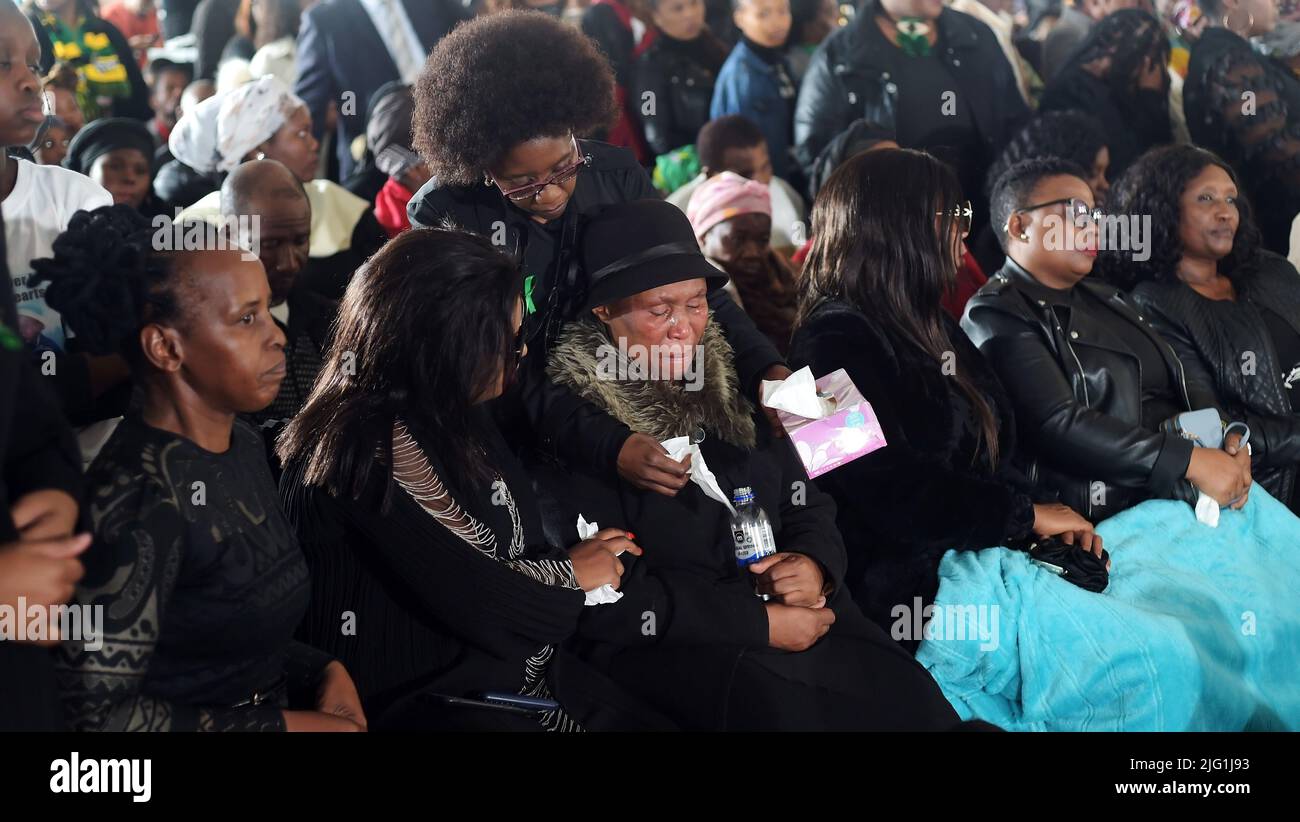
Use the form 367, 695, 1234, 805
29, 0, 153, 121
1039, 9, 1172, 181
633, 0, 729, 158
711, 0, 796, 180
784, 0, 839, 81
294, 0, 467, 180
247, 0, 305, 89
583, 0, 656, 163
795, 0, 1028, 239
100, 0, 163, 68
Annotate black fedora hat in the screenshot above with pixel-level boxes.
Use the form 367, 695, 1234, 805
581, 199, 728, 310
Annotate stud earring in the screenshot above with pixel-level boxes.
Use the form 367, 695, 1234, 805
255, 151, 267, 161
484, 173, 493, 187
1018, 232, 1030, 241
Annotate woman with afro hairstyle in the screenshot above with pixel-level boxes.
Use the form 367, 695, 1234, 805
1103, 145, 1300, 514
37, 205, 366, 732
408, 10, 790, 504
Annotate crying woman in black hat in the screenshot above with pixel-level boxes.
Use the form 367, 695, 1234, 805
534, 198, 965, 731
64, 116, 165, 217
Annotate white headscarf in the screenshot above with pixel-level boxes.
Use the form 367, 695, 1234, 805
169, 76, 306, 174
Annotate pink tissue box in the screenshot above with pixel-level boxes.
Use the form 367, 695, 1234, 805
774, 369, 887, 479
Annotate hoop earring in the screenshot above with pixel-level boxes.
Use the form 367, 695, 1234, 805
1223, 10, 1254, 36
484, 173, 493, 187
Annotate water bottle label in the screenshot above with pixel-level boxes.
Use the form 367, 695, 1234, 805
733, 524, 760, 565
752, 520, 777, 560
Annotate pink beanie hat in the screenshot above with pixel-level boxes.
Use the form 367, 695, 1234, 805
686, 171, 771, 241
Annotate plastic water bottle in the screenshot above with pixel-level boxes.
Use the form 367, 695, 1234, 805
731, 487, 777, 567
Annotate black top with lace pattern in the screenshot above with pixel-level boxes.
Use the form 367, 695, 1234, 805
54, 415, 332, 731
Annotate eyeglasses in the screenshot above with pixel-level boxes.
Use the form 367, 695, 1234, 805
491, 136, 592, 202
937, 200, 974, 238
1012, 197, 1103, 230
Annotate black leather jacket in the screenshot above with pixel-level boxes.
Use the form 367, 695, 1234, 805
1130, 252, 1300, 505
633, 35, 726, 157
792, 1, 1028, 180
961, 260, 1213, 521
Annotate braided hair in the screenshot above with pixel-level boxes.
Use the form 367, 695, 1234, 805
984, 110, 1109, 198
31, 205, 189, 365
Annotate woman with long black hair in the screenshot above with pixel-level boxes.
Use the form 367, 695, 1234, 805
1039, 9, 1173, 181
788, 148, 1100, 644
277, 228, 669, 731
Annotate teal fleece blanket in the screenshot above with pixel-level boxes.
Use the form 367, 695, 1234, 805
915, 490, 1300, 731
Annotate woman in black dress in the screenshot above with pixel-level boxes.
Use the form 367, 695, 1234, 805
1104, 144, 1300, 514
277, 228, 667, 731
1039, 9, 1173, 181
40, 205, 364, 731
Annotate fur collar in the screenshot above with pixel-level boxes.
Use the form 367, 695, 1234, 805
547, 318, 757, 449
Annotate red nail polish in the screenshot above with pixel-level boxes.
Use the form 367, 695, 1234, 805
626, 531, 635, 540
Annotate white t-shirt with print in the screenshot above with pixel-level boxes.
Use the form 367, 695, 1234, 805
4, 159, 113, 354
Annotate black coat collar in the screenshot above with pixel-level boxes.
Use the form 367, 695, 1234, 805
993, 258, 1191, 404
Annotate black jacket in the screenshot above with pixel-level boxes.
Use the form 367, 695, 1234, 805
537, 318, 960, 730
633, 34, 727, 157
961, 259, 1212, 521
793, 2, 1028, 181
1129, 252, 1300, 506
154, 159, 223, 212
1184, 27, 1300, 254
787, 298, 1037, 645
407, 141, 784, 477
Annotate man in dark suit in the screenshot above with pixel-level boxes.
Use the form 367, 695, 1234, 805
293, 0, 471, 179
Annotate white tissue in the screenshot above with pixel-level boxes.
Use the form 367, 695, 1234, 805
576, 515, 623, 605
760, 366, 837, 420
1195, 493, 1221, 528
660, 436, 737, 516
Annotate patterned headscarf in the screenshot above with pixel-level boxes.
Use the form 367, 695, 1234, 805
169, 76, 305, 174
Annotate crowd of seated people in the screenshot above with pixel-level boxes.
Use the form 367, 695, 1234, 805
1, 0, 1299, 733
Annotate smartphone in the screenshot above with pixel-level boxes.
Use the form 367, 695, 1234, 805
479, 692, 561, 712
419, 693, 538, 717
375, 144, 420, 180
